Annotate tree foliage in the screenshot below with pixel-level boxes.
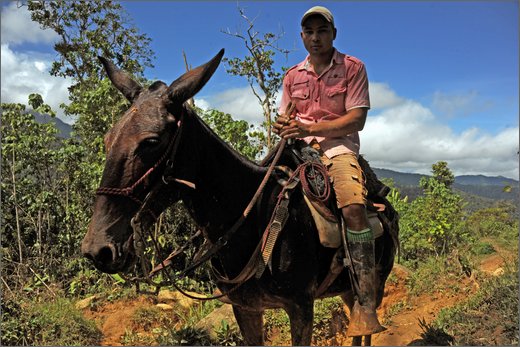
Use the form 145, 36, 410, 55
27, 0, 153, 82
2, 100, 64, 263
27, 0, 154, 152
222, 6, 290, 150
396, 162, 468, 263
1, 2, 156, 292
199, 108, 264, 161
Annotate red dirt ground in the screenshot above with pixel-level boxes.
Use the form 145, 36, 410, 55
81, 244, 511, 346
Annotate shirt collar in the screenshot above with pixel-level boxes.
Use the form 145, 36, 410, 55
297, 48, 342, 71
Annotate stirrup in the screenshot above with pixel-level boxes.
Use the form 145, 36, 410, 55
346, 301, 386, 337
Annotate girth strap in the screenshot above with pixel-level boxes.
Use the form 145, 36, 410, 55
256, 197, 291, 278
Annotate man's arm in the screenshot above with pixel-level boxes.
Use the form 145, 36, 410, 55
276, 107, 367, 139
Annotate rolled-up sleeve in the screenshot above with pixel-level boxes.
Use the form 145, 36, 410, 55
278, 74, 292, 115
345, 61, 370, 111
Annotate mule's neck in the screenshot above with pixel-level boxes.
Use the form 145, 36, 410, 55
177, 112, 267, 240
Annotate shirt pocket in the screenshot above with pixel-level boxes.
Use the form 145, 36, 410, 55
290, 80, 310, 111
326, 85, 347, 112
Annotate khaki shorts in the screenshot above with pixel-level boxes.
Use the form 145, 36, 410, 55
311, 142, 367, 208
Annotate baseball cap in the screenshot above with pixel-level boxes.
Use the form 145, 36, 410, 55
301, 6, 335, 27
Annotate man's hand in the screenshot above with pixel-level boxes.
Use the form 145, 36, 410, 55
277, 118, 311, 139
273, 101, 307, 139
273, 112, 295, 135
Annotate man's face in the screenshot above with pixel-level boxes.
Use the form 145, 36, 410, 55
301, 15, 336, 55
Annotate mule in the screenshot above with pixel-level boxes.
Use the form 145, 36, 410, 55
81, 49, 397, 346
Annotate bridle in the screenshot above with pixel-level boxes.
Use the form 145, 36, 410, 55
93, 106, 289, 300
95, 110, 186, 206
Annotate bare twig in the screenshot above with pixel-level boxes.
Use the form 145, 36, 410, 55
1, 276, 15, 296
3, 258, 57, 297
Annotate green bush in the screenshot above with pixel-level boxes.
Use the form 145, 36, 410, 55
405, 254, 469, 296
214, 319, 244, 346
312, 297, 348, 345
264, 297, 348, 345
397, 163, 470, 263
434, 262, 519, 345
1, 295, 101, 346
472, 241, 496, 256
156, 325, 212, 346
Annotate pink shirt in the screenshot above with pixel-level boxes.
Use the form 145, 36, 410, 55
279, 49, 370, 157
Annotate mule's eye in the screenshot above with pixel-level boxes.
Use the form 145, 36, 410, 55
141, 137, 161, 147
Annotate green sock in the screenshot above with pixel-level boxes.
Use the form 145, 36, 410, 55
346, 228, 374, 242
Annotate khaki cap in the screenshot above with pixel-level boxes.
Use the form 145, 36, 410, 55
301, 6, 335, 27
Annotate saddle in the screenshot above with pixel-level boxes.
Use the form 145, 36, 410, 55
270, 140, 399, 249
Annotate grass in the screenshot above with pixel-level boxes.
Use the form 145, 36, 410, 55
405, 254, 467, 296
312, 297, 348, 345
264, 296, 348, 345
433, 261, 519, 345
264, 308, 291, 345
382, 299, 410, 326
1, 295, 101, 346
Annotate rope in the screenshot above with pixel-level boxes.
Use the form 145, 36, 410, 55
95, 111, 184, 203
299, 161, 331, 204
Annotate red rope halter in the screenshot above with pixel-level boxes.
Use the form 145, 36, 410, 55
95, 111, 184, 205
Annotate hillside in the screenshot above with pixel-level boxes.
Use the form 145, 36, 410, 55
27, 113, 519, 203
33, 112, 72, 138
374, 167, 519, 204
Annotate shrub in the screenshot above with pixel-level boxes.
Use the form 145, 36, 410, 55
1, 295, 101, 346
434, 262, 519, 345
405, 254, 469, 296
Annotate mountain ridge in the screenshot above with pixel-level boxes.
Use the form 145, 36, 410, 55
33, 114, 519, 193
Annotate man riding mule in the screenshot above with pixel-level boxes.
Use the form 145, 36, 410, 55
81, 23, 398, 347
274, 6, 385, 337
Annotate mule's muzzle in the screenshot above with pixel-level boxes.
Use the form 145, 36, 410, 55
81, 234, 136, 274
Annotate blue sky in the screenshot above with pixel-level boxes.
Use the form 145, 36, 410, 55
121, 1, 518, 134
1, 1, 518, 179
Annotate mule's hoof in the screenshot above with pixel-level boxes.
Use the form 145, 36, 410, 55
346, 302, 386, 337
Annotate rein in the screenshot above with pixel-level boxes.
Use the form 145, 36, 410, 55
177, 138, 288, 278
106, 109, 288, 299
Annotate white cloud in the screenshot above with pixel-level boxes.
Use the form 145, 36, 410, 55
1, 44, 73, 122
196, 87, 266, 126
197, 82, 518, 179
369, 82, 404, 109
431, 90, 494, 118
362, 95, 519, 179
0, 4, 71, 122
1, 2, 59, 45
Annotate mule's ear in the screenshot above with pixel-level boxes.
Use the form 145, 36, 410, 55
98, 56, 143, 103
167, 49, 224, 105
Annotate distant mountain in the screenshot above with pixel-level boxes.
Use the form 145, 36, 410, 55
374, 168, 518, 187
455, 175, 518, 186
373, 167, 519, 203
373, 168, 427, 187
33, 112, 72, 138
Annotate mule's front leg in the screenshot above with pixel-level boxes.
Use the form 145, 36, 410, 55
232, 305, 264, 346
285, 296, 314, 346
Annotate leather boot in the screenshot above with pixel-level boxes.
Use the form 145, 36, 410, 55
345, 228, 385, 337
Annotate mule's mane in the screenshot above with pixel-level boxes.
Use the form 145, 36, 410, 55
184, 105, 266, 175
148, 80, 167, 92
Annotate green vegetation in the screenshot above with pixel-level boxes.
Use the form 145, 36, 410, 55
222, 5, 290, 150
1, 2, 517, 346
263, 297, 348, 345
434, 263, 518, 345
1, 295, 101, 346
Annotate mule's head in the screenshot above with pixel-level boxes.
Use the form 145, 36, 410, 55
81, 49, 224, 273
